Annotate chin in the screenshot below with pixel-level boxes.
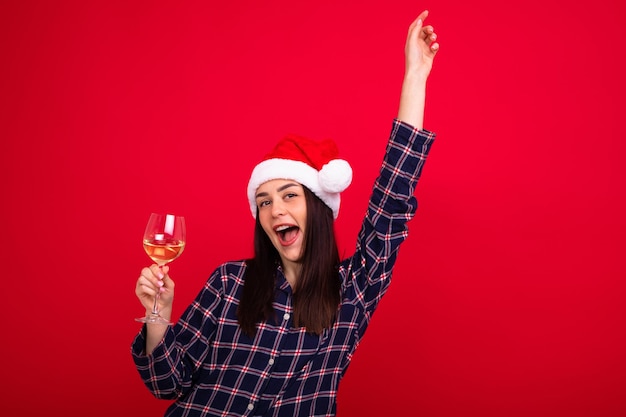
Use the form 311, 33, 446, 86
280, 248, 303, 264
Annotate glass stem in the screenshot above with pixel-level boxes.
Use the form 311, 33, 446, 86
150, 265, 164, 316
151, 293, 160, 316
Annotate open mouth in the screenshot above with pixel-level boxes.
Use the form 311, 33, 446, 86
275, 224, 300, 245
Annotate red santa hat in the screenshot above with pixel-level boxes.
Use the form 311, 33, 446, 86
247, 134, 352, 219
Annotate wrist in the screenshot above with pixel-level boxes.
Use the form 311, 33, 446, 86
402, 71, 428, 89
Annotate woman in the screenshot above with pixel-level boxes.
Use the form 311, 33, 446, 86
133, 10, 440, 416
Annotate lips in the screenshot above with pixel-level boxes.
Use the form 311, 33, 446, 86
274, 224, 300, 246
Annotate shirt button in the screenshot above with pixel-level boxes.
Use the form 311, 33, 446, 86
268, 358, 275, 366
247, 403, 254, 411
283, 313, 290, 321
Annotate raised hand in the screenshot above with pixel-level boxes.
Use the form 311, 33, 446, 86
404, 10, 439, 79
397, 10, 440, 129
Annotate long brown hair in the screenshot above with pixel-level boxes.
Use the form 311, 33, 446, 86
238, 186, 341, 337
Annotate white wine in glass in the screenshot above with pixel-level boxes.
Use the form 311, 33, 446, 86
136, 213, 186, 325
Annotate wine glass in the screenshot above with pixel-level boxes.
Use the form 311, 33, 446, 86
136, 213, 186, 325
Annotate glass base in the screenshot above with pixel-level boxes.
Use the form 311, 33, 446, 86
135, 313, 172, 325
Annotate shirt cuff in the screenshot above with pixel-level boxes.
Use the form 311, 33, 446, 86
393, 119, 436, 140
131, 324, 176, 365
392, 118, 436, 145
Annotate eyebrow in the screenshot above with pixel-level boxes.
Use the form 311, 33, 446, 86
255, 182, 300, 199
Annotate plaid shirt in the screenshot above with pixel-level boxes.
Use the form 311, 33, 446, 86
132, 119, 436, 416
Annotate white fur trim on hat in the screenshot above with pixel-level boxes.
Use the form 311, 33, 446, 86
247, 158, 351, 219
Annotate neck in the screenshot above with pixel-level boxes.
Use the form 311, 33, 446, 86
281, 260, 301, 289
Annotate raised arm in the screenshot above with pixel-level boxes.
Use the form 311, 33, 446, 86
397, 10, 439, 129
344, 12, 439, 335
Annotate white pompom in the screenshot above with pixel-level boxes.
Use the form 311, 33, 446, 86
318, 159, 353, 193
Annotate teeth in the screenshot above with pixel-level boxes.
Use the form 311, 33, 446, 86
275, 225, 291, 232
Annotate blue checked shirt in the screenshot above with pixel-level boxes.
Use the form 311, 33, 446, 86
132, 120, 436, 416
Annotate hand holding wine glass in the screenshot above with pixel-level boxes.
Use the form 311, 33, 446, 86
135, 213, 186, 325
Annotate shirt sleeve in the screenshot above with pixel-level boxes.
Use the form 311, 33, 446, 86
130, 267, 224, 400
344, 118, 435, 336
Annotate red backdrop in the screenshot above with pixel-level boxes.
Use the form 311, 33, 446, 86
2, 1, 625, 416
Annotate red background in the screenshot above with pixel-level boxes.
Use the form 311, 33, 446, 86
2, 1, 625, 416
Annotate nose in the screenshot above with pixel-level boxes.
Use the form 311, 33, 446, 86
271, 199, 286, 217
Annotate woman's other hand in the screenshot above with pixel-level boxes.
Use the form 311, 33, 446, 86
135, 264, 175, 323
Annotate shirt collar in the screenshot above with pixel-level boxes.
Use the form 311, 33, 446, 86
275, 265, 293, 294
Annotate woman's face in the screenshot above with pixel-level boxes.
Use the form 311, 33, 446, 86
255, 179, 307, 267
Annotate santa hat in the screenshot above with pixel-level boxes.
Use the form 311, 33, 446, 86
247, 134, 352, 219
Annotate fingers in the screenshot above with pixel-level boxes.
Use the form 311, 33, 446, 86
422, 26, 440, 53
407, 11, 439, 53
136, 265, 176, 312
408, 10, 429, 33
418, 21, 440, 55
407, 11, 427, 43
146, 265, 165, 291
149, 264, 164, 279
136, 275, 158, 298
136, 265, 172, 296
136, 267, 161, 298
411, 9, 429, 29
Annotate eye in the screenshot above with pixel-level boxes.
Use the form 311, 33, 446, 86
285, 192, 297, 200
258, 200, 270, 208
